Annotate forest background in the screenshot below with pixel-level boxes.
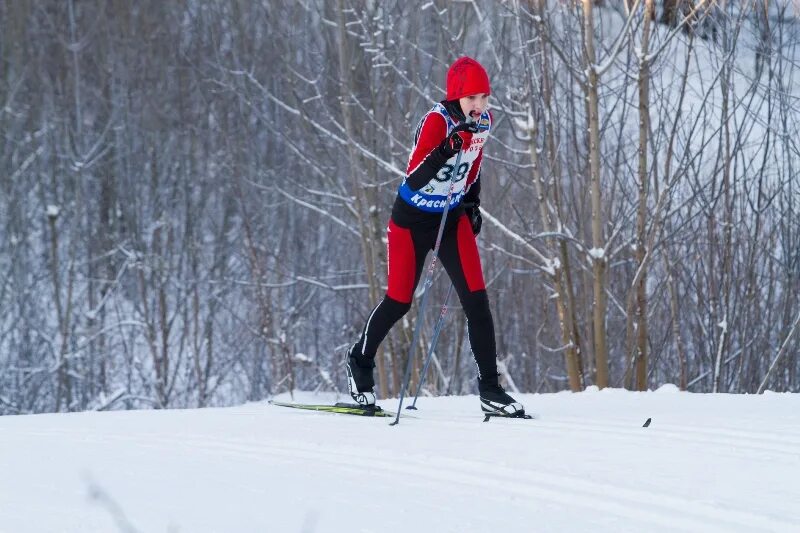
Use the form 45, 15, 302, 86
1, 0, 799, 415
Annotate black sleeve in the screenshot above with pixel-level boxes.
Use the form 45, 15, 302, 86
463, 174, 481, 205
406, 145, 449, 191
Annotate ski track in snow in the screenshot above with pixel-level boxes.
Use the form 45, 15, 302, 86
538, 417, 800, 457
1, 391, 798, 533
9, 425, 791, 532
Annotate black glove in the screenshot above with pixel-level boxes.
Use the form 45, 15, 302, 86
463, 201, 482, 236
439, 122, 480, 158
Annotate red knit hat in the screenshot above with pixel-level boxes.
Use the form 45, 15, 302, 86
446, 57, 491, 101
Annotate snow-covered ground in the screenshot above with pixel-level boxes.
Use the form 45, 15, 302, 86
1, 388, 798, 532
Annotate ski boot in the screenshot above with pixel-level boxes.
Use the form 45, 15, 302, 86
345, 345, 377, 407
478, 374, 526, 418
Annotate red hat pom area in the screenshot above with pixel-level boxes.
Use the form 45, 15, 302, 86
446, 57, 491, 101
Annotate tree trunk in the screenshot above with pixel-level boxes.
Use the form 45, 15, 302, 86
335, 0, 388, 396
634, 0, 654, 391
582, 0, 609, 388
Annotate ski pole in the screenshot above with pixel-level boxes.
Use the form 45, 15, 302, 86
390, 187, 456, 426
406, 283, 454, 410
391, 127, 470, 426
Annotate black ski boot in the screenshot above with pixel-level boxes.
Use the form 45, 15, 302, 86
478, 374, 525, 417
345, 345, 376, 407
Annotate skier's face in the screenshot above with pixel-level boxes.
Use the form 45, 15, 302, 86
459, 93, 489, 120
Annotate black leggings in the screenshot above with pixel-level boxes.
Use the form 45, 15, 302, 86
351, 213, 498, 381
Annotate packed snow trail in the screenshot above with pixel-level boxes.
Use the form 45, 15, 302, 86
0, 388, 798, 532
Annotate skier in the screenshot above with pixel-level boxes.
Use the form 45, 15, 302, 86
345, 56, 525, 417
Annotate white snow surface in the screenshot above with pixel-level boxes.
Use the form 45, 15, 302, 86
1, 390, 799, 533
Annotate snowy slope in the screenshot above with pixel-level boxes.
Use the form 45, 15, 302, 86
1, 389, 798, 533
